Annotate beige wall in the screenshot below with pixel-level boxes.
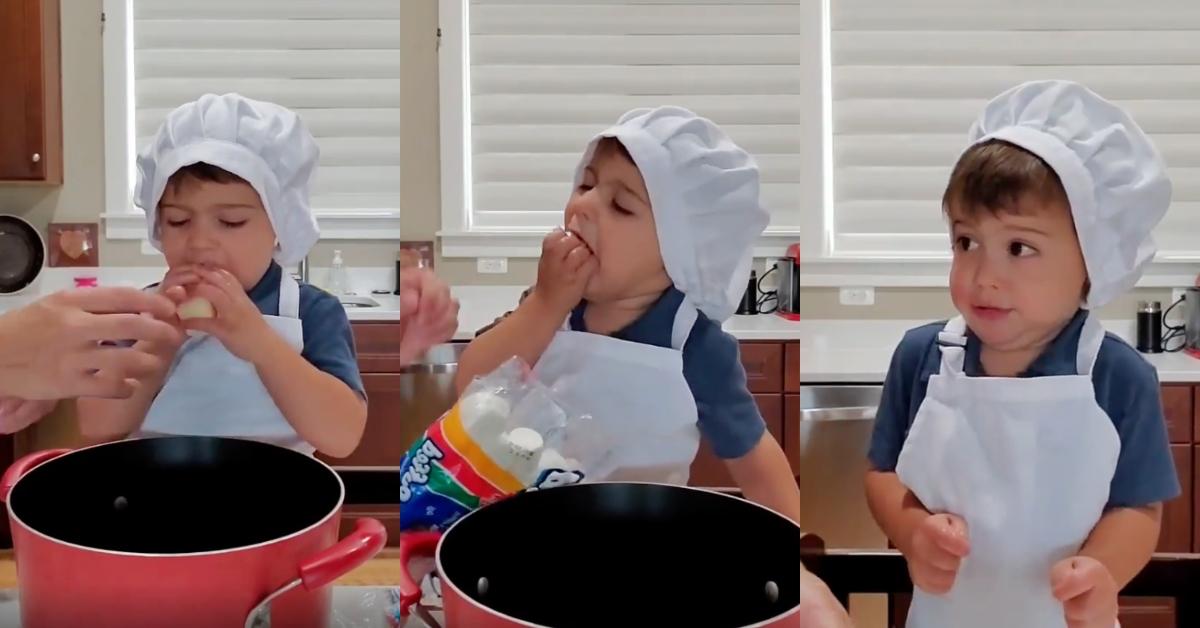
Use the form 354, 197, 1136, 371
0, 0, 398, 269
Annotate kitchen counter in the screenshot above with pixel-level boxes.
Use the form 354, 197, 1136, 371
797, 318, 1200, 383
449, 285, 801, 340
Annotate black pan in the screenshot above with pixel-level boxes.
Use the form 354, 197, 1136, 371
0, 215, 45, 294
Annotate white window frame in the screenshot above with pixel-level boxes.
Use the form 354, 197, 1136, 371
435, 0, 810, 260
99, 0, 401, 242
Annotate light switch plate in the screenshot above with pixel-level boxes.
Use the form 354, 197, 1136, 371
840, 286, 875, 306
477, 257, 508, 274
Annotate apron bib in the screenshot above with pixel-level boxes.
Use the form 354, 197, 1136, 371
138, 272, 312, 455
532, 299, 702, 484
895, 314, 1121, 628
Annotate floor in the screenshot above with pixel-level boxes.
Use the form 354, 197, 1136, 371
0, 549, 400, 587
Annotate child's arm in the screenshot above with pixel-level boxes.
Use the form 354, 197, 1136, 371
726, 434, 800, 523
455, 229, 595, 393
1079, 504, 1162, 587
252, 330, 366, 457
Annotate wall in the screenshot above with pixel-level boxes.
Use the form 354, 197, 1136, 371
0, 0, 398, 271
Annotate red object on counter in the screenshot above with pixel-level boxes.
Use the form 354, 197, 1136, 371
1, 437, 386, 628
73, 276, 98, 288
399, 482, 804, 627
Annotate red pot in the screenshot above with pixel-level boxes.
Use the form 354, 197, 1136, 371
1, 437, 387, 628
399, 482, 804, 628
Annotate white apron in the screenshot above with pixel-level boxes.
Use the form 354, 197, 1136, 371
138, 272, 313, 455
895, 313, 1121, 628
532, 299, 702, 484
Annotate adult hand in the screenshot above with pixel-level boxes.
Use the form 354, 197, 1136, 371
399, 268, 459, 365
0, 287, 184, 401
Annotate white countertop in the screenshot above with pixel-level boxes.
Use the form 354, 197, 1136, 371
796, 319, 1200, 383
448, 285, 802, 341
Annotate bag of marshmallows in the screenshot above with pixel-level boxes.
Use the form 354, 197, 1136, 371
399, 357, 615, 531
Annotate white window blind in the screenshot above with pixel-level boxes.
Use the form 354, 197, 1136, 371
130, 0, 401, 214
463, 0, 816, 232
831, 0, 1200, 259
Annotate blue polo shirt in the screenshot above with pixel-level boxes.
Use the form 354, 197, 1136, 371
148, 262, 365, 398
566, 287, 766, 459
868, 309, 1180, 509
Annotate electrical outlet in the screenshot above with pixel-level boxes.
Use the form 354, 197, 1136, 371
839, 286, 875, 306
477, 257, 508, 274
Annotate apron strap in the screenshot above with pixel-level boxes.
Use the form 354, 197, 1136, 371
279, 271, 301, 319
1075, 312, 1105, 376
935, 316, 969, 375
670, 297, 700, 352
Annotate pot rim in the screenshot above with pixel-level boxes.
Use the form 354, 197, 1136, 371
5, 437, 346, 558
432, 481, 803, 628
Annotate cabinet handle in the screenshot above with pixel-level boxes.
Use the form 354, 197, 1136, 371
31, 153, 41, 163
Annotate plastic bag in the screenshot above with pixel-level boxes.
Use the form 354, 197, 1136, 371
399, 357, 615, 532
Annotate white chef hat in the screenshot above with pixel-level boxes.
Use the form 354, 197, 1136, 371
966, 80, 1172, 309
573, 106, 770, 322
135, 93, 320, 266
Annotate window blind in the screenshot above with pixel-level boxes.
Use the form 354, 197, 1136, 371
832, 0, 1200, 258
131, 0, 401, 214
466, 0, 811, 231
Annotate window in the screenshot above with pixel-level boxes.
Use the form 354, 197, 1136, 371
102, 0, 402, 240
438, 0, 818, 258
830, 0, 1200, 264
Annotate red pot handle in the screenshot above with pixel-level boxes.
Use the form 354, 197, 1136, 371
0, 449, 71, 503
398, 530, 442, 615
298, 517, 388, 590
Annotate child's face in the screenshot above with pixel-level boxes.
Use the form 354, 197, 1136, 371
157, 177, 278, 290
948, 195, 1088, 351
564, 142, 671, 302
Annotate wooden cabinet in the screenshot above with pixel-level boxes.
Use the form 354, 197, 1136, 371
1162, 385, 1193, 444
784, 342, 799, 393
1161, 445, 1192, 553
316, 374, 405, 468
0, 0, 61, 183
689, 394, 783, 489
740, 342, 783, 394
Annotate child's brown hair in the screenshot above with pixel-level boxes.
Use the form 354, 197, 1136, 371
942, 140, 1068, 217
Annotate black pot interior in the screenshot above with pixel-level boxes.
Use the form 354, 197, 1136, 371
439, 483, 801, 627
8, 437, 341, 553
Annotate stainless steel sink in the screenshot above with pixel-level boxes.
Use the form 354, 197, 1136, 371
339, 295, 380, 308
799, 385, 882, 422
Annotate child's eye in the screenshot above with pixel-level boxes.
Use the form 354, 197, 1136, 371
577, 183, 593, 193
954, 236, 977, 252
614, 204, 633, 216
1008, 241, 1036, 257
220, 220, 247, 228
166, 219, 189, 227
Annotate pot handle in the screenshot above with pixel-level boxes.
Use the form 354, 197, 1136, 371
398, 531, 442, 617
0, 449, 71, 503
297, 517, 388, 590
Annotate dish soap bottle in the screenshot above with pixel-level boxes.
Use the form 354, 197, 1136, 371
328, 249, 348, 296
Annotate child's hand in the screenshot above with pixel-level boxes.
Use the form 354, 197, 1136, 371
1051, 556, 1118, 628
534, 228, 596, 315
183, 267, 273, 364
150, 266, 200, 358
907, 513, 970, 595
399, 268, 460, 365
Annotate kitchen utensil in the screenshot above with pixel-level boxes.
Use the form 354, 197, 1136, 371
1, 436, 388, 628
1137, 300, 1163, 353
398, 482, 805, 627
0, 214, 46, 294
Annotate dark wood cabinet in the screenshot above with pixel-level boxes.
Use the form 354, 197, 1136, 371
1161, 445, 1192, 553
689, 394, 784, 489
784, 342, 799, 393
1162, 385, 1193, 444
739, 342, 783, 394
0, 0, 61, 183
316, 374, 406, 469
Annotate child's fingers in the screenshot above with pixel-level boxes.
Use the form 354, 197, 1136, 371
564, 242, 594, 274
196, 268, 242, 300
1050, 559, 1093, 602
192, 283, 233, 319
932, 514, 971, 557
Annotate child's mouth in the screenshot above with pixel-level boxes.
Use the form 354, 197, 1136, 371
566, 217, 598, 256
971, 305, 1012, 321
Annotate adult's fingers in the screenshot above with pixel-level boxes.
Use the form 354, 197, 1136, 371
61, 287, 178, 320
70, 369, 137, 400
79, 312, 183, 345
75, 346, 164, 381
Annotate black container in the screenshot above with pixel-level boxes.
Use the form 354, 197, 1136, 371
736, 270, 758, 315
1137, 300, 1163, 353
